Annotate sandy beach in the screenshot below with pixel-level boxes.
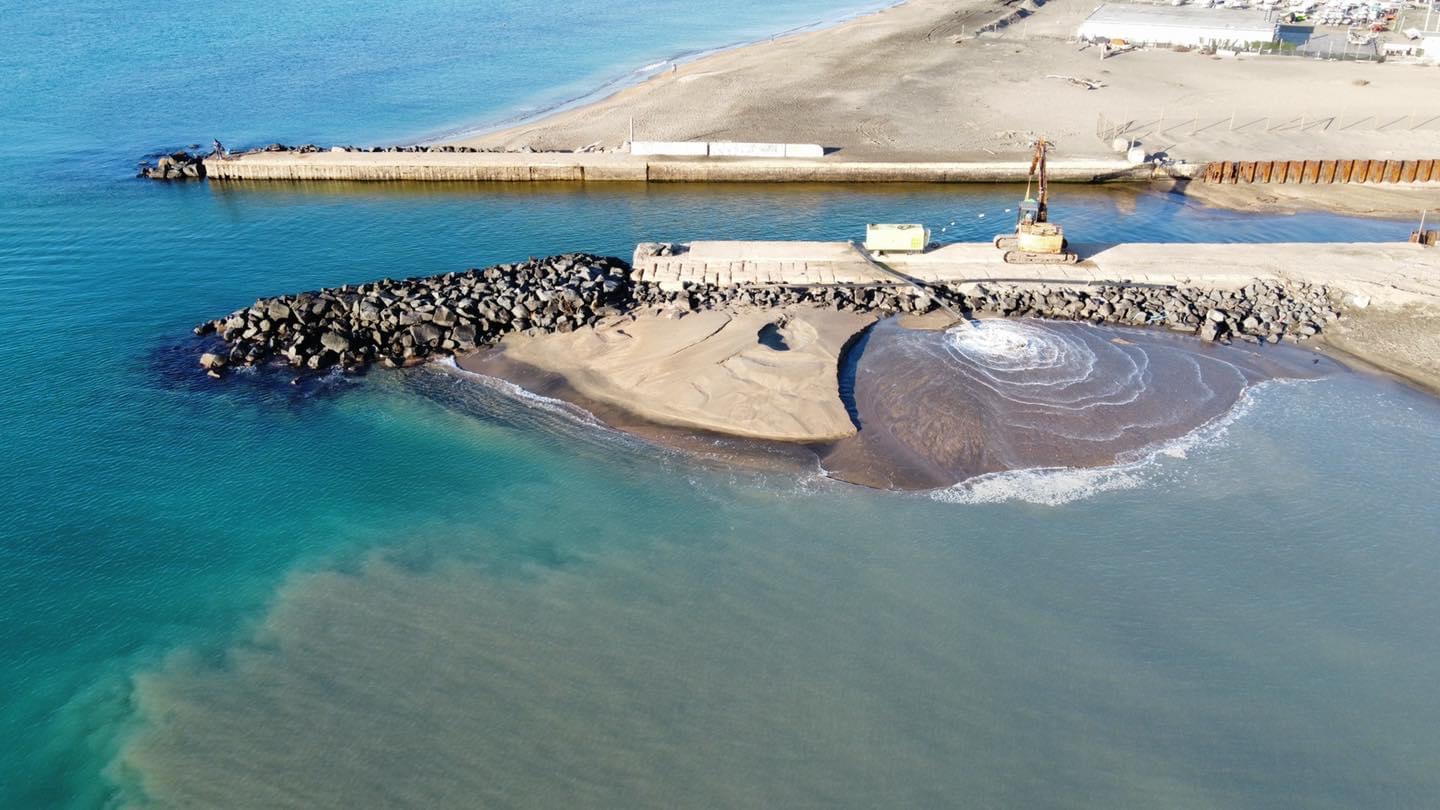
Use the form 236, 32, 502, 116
452, 0, 1440, 165
460, 308, 875, 443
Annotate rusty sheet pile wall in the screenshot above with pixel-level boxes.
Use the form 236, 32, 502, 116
1203, 159, 1438, 184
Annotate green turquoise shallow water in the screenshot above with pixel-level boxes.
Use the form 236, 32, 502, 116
3, 3, 1439, 807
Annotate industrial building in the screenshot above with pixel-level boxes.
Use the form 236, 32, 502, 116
1077, 4, 1281, 47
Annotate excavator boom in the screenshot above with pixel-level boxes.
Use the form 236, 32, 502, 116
1029, 138, 1050, 221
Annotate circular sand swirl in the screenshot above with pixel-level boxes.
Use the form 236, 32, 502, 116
821, 318, 1339, 490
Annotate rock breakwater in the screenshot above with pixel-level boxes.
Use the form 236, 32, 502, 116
633, 275, 1343, 345
139, 151, 207, 180
143, 141, 612, 180
194, 254, 631, 377
194, 252, 1342, 378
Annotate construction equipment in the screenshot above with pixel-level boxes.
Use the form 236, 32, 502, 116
848, 241, 971, 327
993, 138, 1079, 265
863, 223, 931, 255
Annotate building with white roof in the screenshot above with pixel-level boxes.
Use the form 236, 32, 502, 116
1078, 4, 1281, 47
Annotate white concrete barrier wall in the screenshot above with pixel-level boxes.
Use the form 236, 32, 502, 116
709, 142, 787, 158
630, 141, 710, 157
629, 141, 826, 158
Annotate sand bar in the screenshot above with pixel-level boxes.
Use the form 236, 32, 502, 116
457, 307, 1345, 489
460, 308, 876, 443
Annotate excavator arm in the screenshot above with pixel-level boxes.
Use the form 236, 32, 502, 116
1028, 138, 1050, 222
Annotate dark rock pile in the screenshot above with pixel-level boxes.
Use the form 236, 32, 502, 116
633, 279, 1342, 345
194, 252, 1342, 379
144, 142, 613, 181
940, 280, 1342, 344
139, 151, 206, 180
193, 254, 630, 378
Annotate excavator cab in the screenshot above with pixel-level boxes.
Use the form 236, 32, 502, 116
1016, 198, 1042, 227
992, 139, 1078, 265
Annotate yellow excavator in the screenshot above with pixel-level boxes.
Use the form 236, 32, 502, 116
993, 138, 1078, 265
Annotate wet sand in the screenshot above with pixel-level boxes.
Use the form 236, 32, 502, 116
451, 352, 826, 477
1166, 181, 1440, 220
819, 318, 1340, 489
460, 308, 875, 443
1316, 304, 1440, 396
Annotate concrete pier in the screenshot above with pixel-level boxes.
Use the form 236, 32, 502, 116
631, 240, 1440, 306
202, 151, 1159, 184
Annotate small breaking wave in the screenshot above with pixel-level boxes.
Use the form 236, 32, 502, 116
930, 377, 1310, 506
818, 316, 1346, 491
435, 357, 605, 427
931, 464, 1144, 507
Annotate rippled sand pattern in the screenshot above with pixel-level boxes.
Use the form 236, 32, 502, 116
822, 319, 1339, 489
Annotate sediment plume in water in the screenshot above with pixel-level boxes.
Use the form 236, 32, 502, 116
819, 318, 1341, 490
448, 316, 1342, 492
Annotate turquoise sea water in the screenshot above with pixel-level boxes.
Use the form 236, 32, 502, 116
2, 2, 1439, 808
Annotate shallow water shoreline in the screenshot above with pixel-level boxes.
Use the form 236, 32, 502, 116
415, 0, 905, 146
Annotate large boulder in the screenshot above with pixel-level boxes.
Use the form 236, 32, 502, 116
452, 324, 477, 347
408, 323, 443, 346
319, 331, 351, 354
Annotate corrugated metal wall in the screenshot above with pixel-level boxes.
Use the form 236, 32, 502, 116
1202, 159, 1438, 184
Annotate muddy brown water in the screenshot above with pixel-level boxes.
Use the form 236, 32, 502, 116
820, 318, 1341, 489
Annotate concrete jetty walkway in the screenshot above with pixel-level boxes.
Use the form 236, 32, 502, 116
201, 151, 1156, 183
631, 241, 1440, 307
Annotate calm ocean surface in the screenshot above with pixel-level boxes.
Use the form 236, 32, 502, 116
3, 2, 1439, 808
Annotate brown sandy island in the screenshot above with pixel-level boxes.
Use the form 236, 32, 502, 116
459, 307, 875, 444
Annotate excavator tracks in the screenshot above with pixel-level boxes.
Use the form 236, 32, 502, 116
1002, 250, 1079, 265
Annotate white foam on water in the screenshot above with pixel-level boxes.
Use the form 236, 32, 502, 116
930, 378, 1311, 506
933, 464, 1144, 507
936, 320, 1133, 408
944, 320, 1067, 369
435, 357, 606, 427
